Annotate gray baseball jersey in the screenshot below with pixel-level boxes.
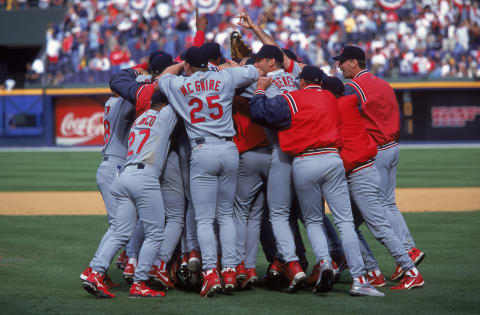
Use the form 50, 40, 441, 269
157, 65, 259, 140
124, 107, 178, 176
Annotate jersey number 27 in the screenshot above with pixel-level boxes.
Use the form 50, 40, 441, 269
189, 95, 223, 124
127, 129, 150, 157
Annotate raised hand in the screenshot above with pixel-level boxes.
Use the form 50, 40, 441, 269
196, 8, 208, 32
236, 11, 254, 30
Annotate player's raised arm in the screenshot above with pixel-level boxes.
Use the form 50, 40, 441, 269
237, 10, 296, 70
109, 67, 146, 105
224, 64, 263, 89
157, 61, 185, 80
193, 8, 208, 47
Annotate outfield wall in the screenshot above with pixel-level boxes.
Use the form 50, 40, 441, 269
0, 82, 479, 147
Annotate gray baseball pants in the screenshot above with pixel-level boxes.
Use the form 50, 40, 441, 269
348, 165, 414, 272
233, 147, 270, 267
91, 164, 165, 282
268, 146, 298, 263
89, 155, 124, 268
292, 153, 365, 278
190, 138, 239, 270
376, 144, 415, 250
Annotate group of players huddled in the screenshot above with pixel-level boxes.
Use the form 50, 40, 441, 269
80, 10, 425, 299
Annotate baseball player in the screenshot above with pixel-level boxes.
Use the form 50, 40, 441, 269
80, 53, 161, 285
322, 75, 424, 290
124, 11, 210, 283
231, 75, 271, 287
333, 46, 425, 281
155, 46, 261, 297
82, 54, 178, 299
249, 66, 384, 297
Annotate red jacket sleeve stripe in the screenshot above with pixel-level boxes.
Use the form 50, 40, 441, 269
283, 92, 298, 114
346, 81, 367, 103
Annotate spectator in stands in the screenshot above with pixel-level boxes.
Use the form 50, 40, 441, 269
32, 0, 480, 85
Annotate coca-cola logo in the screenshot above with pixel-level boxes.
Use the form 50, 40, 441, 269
60, 112, 104, 137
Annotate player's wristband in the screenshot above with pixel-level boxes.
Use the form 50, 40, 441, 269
254, 89, 266, 96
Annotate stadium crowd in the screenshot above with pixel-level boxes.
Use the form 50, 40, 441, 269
23, 0, 480, 86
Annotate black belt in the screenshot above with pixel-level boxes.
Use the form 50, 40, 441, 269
103, 156, 109, 161
194, 137, 233, 145
137, 163, 145, 169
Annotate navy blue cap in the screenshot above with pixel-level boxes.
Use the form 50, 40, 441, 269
332, 45, 366, 62
202, 42, 221, 60
299, 65, 325, 84
321, 76, 345, 97
151, 91, 169, 105
282, 48, 297, 61
254, 44, 284, 64
184, 46, 208, 68
150, 53, 174, 75
148, 50, 166, 65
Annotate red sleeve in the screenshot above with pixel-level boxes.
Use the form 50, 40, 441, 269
132, 63, 148, 71
285, 58, 294, 73
193, 30, 205, 47
135, 84, 155, 117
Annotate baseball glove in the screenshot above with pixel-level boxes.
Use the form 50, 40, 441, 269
230, 31, 252, 61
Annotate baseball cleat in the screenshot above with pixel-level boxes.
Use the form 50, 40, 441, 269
236, 261, 247, 282
366, 270, 386, 287
410, 248, 426, 266
286, 261, 306, 293
129, 281, 166, 298
240, 268, 258, 289
265, 258, 286, 285
123, 258, 136, 284
350, 276, 385, 297
200, 268, 222, 297
115, 250, 127, 270
332, 255, 347, 282
391, 270, 424, 290
314, 260, 334, 293
391, 248, 426, 281
221, 267, 237, 292
151, 261, 175, 289
82, 271, 116, 298
80, 266, 92, 281
306, 262, 319, 286
389, 264, 404, 281
188, 250, 201, 273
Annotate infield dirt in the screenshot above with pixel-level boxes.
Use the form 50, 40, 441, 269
0, 187, 479, 215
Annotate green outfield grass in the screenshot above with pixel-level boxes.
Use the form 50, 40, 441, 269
0, 148, 479, 191
0, 212, 479, 315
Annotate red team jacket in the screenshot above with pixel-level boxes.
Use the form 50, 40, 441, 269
337, 95, 378, 174
346, 70, 400, 147
233, 96, 269, 154
278, 86, 343, 157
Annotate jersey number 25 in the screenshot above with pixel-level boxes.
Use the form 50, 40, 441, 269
189, 95, 223, 124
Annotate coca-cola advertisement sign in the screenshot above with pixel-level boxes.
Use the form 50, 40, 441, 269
55, 98, 105, 146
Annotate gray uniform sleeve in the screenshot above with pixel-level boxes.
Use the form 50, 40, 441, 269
224, 65, 259, 89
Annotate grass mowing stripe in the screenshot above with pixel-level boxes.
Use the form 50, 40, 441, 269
0, 149, 479, 191
0, 212, 479, 314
